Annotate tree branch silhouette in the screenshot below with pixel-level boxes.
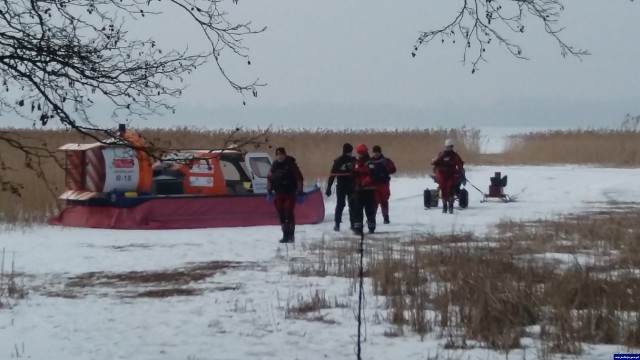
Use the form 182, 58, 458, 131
411, 0, 605, 73
0, 0, 267, 196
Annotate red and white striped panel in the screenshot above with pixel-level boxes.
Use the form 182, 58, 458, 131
65, 151, 84, 191
59, 143, 103, 151
59, 190, 100, 201
84, 147, 105, 192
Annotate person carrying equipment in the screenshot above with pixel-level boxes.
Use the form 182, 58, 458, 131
431, 139, 465, 214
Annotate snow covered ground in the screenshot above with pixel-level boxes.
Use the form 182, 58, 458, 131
1, 165, 640, 360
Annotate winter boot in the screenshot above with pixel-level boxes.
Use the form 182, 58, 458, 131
353, 223, 363, 236
383, 214, 390, 224
279, 225, 295, 243
278, 228, 288, 243
442, 202, 448, 214
288, 225, 296, 243
280, 231, 295, 243
448, 200, 454, 214
333, 222, 340, 232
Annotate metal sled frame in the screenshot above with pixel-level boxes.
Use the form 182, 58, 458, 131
479, 172, 513, 203
480, 193, 513, 203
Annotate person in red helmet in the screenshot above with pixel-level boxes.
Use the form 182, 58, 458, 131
267, 147, 305, 243
431, 139, 465, 214
352, 143, 378, 235
370, 145, 396, 224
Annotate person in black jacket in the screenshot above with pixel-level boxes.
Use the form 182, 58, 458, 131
267, 147, 304, 243
325, 143, 356, 232
370, 145, 397, 224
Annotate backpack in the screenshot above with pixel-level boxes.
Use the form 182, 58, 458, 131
366, 159, 390, 184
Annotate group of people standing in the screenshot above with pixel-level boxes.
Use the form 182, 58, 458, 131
265, 139, 465, 243
325, 143, 396, 236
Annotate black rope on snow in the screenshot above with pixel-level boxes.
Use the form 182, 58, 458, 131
356, 229, 365, 360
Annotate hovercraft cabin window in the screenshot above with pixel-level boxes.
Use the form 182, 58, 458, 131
219, 153, 253, 194
248, 157, 271, 178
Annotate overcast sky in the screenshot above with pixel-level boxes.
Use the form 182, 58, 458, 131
174, 0, 639, 130
12, 0, 640, 130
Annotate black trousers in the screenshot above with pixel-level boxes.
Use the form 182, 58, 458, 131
334, 186, 354, 226
352, 189, 377, 231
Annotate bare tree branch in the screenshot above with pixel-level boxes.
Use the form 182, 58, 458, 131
0, 0, 265, 134
411, 0, 603, 73
0, 0, 268, 197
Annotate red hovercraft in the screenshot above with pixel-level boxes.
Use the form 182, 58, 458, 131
48, 125, 324, 230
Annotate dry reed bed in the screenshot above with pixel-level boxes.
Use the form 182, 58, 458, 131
2, 127, 640, 224
1, 248, 26, 308
0, 127, 481, 223
288, 208, 640, 355
285, 289, 349, 324
41, 260, 245, 299
502, 129, 640, 165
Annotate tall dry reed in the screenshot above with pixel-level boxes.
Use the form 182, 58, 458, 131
3, 126, 640, 224
288, 208, 640, 354
0, 126, 482, 223
501, 129, 640, 166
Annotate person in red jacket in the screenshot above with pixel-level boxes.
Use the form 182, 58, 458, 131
431, 139, 465, 214
267, 147, 304, 243
352, 143, 378, 235
370, 145, 397, 224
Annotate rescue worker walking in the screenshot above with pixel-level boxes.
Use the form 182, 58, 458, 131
352, 144, 378, 235
267, 147, 305, 243
325, 143, 356, 232
370, 145, 396, 224
431, 139, 465, 214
